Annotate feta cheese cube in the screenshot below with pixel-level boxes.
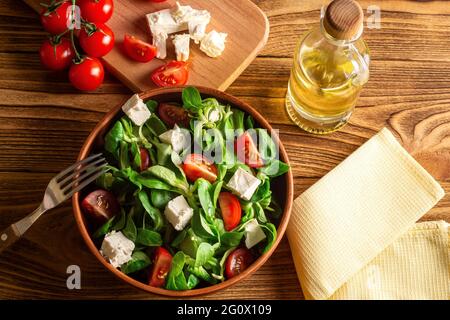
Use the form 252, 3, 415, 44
159, 124, 190, 153
164, 195, 194, 231
189, 20, 208, 44
146, 9, 188, 35
152, 28, 168, 59
171, 2, 194, 23
100, 231, 135, 268
172, 34, 190, 62
121, 94, 151, 126
244, 219, 267, 249
226, 167, 261, 201
200, 30, 227, 58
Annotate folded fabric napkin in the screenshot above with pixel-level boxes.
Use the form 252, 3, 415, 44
286, 128, 448, 300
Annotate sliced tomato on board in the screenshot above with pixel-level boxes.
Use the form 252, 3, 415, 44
182, 154, 218, 183
157, 103, 190, 128
151, 60, 189, 87
81, 189, 120, 224
123, 34, 157, 63
225, 247, 254, 279
218, 192, 242, 231
149, 247, 173, 287
235, 132, 264, 168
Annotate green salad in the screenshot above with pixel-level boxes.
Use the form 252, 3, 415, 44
81, 87, 289, 290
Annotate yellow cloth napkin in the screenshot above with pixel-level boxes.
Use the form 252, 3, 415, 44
286, 128, 448, 300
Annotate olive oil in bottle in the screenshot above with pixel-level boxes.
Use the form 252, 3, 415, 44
286, 0, 370, 134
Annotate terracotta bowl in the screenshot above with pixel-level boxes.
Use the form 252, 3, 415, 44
73, 86, 294, 297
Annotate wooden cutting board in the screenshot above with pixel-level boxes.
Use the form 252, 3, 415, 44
23, 0, 269, 92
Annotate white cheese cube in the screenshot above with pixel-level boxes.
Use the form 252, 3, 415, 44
244, 219, 267, 249
121, 94, 151, 126
152, 28, 168, 59
158, 124, 190, 153
100, 231, 135, 268
171, 2, 194, 23
146, 9, 188, 35
189, 21, 208, 44
226, 167, 261, 201
164, 195, 194, 231
172, 34, 190, 62
200, 30, 227, 58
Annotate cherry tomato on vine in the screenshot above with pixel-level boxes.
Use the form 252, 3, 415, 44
78, 0, 114, 24
79, 23, 115, 58
123, 34, 157, 63
151, 60, 189, 87
69, 56, 104, 91
40, 1, 72, 35
39, 37, 74, 71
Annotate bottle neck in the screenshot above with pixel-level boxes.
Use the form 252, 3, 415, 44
319, 6, 363, 46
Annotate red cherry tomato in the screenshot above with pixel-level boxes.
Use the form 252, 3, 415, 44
81, 189, 120, 224
225, 247, 254, 279
151, 60, 189, 87
78, 0, 114, 24
235, 132, 264, 168
218, 192, 242, 231
182, 154, 218, 183
40, 1, 72, 35
157, 103, 190, 128
39, 37, 74, 71
79, 23, 115, 58
139, 147, 151, 172
123, 34, 157, 63
69, 56, 104, 91
149, 247, 172, 287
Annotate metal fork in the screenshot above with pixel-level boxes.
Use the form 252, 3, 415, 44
0, 154, 108, 255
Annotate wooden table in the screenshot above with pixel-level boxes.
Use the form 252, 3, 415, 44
0, 0, 449, 299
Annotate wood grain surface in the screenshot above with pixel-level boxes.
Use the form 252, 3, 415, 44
24, 0, 270, 92
0, 0, 449, 300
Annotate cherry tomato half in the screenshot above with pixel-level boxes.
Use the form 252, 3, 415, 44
139, 147, 151, 172
40, 1, 72, 35
79, 23, 115, 58
157, 103, 190, 128
69, 56, 104, 91
219, 192, 242, 231
225, 247, 254, 279
149, 247, 172, 287
78, 0, 114, 24
151, 60, 189, 87
81, 189, 120, 224
39, 37, 74, 71
235, 132, 264, 168
123, 34, 157, 63
182, 154, 218, 183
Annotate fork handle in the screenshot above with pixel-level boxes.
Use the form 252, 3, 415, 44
0, 225, 21, 255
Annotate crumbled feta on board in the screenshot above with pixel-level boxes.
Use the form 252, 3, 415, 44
172, 34, 191, 61
164, 195, 194, 231
159, 124, 190, 153
226, 167, 261, 201
200, 30, 227, 58
121, 94, 151, 126
152, 28, 169, 59
244, 219, 266, 249
147, 8, 188, 35
100, 231, 135, 268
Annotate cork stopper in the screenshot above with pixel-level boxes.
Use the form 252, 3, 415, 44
323, 0, 364, 40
